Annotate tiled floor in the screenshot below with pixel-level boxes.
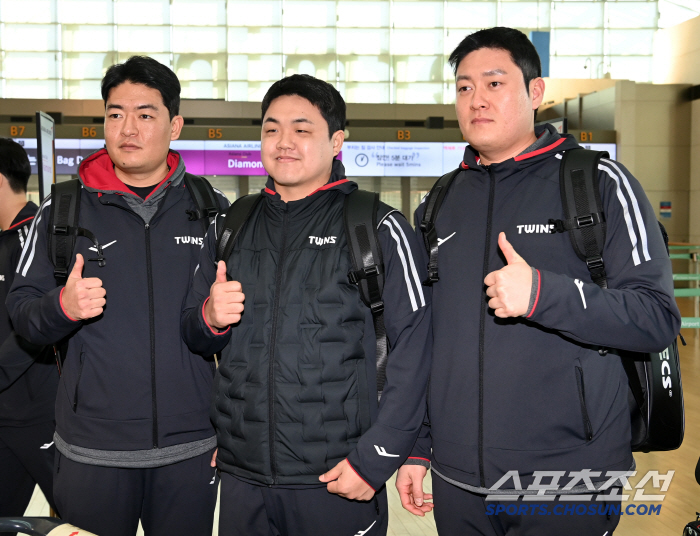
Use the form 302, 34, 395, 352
21, 299, 700, 535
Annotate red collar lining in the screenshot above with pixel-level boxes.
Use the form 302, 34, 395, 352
8, 216, 34, 230
514, 137, 566, 161
308, 178, 349, 197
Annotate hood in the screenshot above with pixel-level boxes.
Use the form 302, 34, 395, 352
460, 123, 580, 173
77, 148, 185, 201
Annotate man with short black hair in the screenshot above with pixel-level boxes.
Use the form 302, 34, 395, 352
0, 137, 58, 521
7, 56, 227, 536
182, 74, 431, 536
396, 27, 680, 535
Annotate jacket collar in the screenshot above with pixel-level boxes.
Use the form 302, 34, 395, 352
262, 159, 357, 203
1, 201, 39, 235
78, 148, 185, 200
461, 123, 579, 173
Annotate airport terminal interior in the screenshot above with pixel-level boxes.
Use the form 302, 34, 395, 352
3, 0, 700, 534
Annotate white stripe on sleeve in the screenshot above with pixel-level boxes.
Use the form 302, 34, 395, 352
599, 164, 641, 266
388, 215, 425, 307
17, 198, 51, 275
602, 159, 650, 262
382, 219, 418, 312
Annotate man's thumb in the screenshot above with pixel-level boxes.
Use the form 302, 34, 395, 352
499, 232, 524, 265
69, 253, 84, 279
215, 260, 227, 283
412, 480, 425, 506
319, 464, 342, 482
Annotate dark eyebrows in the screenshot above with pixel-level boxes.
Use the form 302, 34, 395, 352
262, 117, 314, 125
456, 69, 507, 82
105, 103, 159, 112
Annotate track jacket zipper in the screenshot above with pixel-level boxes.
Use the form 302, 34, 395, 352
478, 167, 496, 487
101, 191, 170, 449
144, 222, 158, 448
268, 207, 290, 483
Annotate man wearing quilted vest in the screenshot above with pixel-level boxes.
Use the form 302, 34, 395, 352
182, 74, 432, 536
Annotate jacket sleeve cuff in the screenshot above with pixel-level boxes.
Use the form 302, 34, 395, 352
524, 267, 541, 318
202, 297, 231, 336
404, 457, 430, 469
59, 287, 80, 322
345, 458, 376, 492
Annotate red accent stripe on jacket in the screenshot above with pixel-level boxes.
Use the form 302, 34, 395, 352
514, 138, 566, 161
526, 269, 541, 318
8, 216, 34, 230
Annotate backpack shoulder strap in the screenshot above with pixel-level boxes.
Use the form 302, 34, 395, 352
344, 189, 388, 401
215, 193, 263, 263
48, 179, 82, 286
419, 167, 461, 285
184, 174, 220, 233
551, 149, 609, 288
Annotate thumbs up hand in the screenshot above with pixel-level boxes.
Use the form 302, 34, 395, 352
204, 261, 245, 330
484, 233, 532, 318
61, 253, 107, 320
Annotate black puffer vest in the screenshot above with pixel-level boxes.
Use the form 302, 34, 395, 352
212, 173, 374, 485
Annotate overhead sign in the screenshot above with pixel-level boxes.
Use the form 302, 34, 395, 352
11, 138, 617, 178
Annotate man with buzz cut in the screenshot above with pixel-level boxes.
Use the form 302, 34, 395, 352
7, 56, 227, 536
396, 27, 680, 535
181, 74, 432, 536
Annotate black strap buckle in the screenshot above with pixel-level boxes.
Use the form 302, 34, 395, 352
348, 264, 383, 285
576, 214, 595, 228
586, 256, 605, 271
370, 301, 384, 315
419, 220, 433, 234
53, 225, 69, 235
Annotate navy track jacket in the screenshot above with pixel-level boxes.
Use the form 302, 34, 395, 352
182, 161, 432, 491
0, 201, 58, 427
7, 150, 228, 464
412, 125, 680, 493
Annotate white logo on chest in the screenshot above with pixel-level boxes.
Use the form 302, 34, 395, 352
309, 236, 336, 246
0, 275, 5, 281
574, 279, 587, 309
175, 236, 203, 245
517, 224, 554, 234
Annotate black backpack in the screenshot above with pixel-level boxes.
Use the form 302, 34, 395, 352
419, 149, 684, 452
214, 189, 395, 401
48, 173, 219, 285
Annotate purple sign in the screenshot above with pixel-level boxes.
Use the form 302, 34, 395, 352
204, 150, 267, 176
177, 149, 267, 176
14, 139, 345, 177
173, 141, 268, 176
